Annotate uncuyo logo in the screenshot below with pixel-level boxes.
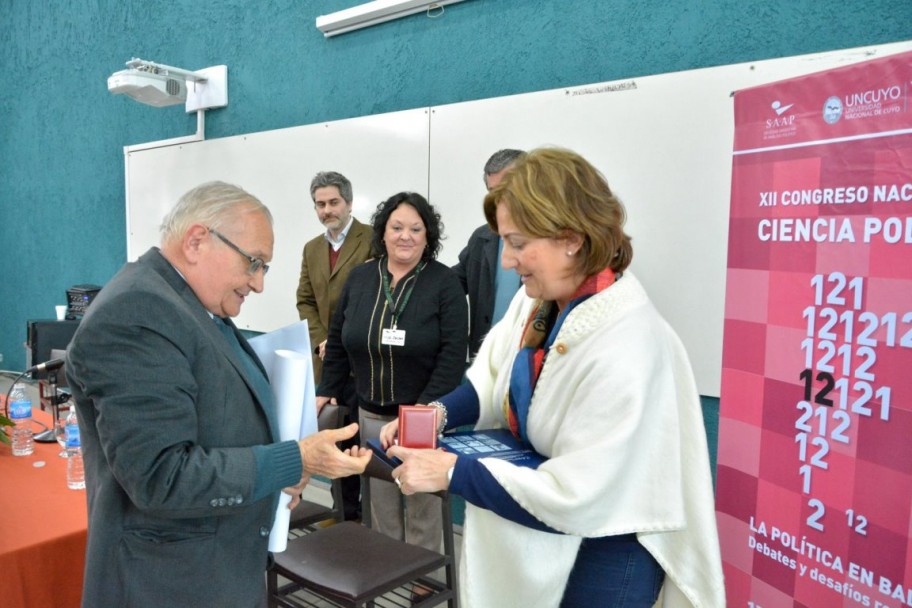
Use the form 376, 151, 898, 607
823, 96, 843, 124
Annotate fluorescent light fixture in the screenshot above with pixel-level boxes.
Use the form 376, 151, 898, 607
107, 58, 228, 112
316, 0, 466, 38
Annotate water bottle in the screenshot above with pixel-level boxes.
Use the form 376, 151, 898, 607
9, 382, 34, 456
65, 406, 85, 490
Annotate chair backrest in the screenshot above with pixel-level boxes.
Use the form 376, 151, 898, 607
317, 402, 345, 432
288, 403, 348, 529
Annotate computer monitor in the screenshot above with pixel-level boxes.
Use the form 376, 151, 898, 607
26, 319, 80, 383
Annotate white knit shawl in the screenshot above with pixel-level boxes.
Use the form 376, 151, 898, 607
460, 272, 725, 608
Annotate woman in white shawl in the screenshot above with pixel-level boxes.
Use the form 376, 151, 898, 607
382, 147, 725, 607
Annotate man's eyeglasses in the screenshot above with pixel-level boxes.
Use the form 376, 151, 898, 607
207, 227, 270, 276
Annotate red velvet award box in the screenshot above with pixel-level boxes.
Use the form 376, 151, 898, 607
397, 405, 437, 449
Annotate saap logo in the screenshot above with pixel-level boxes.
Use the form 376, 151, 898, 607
764, 100, 796, 134
823, 96, 843, 124
771, 100, 794, 116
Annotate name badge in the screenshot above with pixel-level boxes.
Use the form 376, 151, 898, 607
382, 328, 406, 346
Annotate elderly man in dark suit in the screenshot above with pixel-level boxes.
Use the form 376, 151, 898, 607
66, 181, 371, 608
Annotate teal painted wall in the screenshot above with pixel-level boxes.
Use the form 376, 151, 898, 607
1, 0, 910, 372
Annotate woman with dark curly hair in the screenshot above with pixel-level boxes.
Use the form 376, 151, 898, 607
317, 191, 467, 552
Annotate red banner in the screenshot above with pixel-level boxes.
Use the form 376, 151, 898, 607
718, 51, 912, 608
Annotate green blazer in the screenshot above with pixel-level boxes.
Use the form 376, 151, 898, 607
295, 217, 373, 383
66, 248, 302, 608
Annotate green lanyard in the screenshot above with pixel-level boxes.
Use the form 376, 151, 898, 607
381, 258, 426, 329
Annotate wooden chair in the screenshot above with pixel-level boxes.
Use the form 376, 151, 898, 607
268, 452, 459, 607
287, 403, 347, 530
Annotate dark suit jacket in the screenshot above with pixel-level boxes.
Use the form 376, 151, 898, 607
296, 218, 373, 383
453, 224, 499, 360
66, 248, 302, 608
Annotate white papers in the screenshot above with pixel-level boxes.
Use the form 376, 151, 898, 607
265, 349, 310, 552
248, 320, 311, 383
248, 321, 318, 552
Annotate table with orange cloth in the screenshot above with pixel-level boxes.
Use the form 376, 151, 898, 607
0, 409, 87, 608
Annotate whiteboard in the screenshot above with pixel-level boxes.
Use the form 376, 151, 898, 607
126, 108, 430, 333
126, 41, 912, 396
429, 41, 911, 396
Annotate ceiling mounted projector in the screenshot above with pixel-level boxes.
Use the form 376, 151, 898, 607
107, 69, 187, 107
107, 58, 228, 112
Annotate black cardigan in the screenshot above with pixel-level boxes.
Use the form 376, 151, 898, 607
319, 257, 468, 414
